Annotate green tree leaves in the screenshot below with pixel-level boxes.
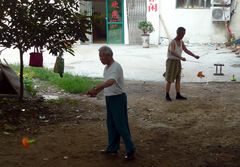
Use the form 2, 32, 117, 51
0, 0, 91, 55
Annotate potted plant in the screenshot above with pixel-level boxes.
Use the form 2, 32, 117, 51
138, 21, 154, 48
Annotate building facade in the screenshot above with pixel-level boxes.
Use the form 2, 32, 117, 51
80, 0, 240, 45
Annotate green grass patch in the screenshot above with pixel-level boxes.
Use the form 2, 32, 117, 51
11, 65, 102, 94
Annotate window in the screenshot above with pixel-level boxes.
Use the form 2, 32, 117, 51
176, 0, 211, 8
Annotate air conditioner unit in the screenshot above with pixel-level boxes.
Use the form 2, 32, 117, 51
211, 0, 231, 5
211, 7, 231, 21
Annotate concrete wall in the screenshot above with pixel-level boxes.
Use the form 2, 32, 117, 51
157, 0, 234, 43
147, 0, 160, 45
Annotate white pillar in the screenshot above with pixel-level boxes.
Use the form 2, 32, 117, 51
124, 0, 129, 44
147, 0, 160, 45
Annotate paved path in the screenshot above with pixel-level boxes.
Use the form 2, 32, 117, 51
1, 44, 240, 82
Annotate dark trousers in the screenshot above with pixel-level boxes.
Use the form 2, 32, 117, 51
105, 93, 135, 154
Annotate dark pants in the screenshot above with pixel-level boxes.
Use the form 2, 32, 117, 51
105, 93, 135, 154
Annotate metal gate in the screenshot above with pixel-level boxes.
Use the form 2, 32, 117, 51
79, 0, 93, 43
127, 0, 147, 44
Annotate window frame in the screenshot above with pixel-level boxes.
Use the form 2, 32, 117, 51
176, 0, 211, 9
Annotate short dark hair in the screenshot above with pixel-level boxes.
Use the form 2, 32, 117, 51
177, 27, 186, 34
98, 45, 113, 56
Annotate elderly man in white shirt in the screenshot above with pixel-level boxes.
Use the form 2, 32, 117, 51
87, 45, 135, 160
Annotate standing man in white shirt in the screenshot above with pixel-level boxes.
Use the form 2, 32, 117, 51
165, 27, 200, 101
87, 46, 135, 160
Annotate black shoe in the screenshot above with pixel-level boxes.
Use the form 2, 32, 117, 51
176, 94, 187, 100
166, 95, 172, 101
124, 151, 135, 160
100, 149, 118, 155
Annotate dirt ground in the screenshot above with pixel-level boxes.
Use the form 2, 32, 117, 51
0, 80, 240, 167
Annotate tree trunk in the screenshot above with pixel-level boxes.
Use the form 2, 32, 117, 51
19, 49, 24, 100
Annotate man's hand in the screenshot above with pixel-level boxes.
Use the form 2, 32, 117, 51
86, 79, 115, 97
181, 57, 186, 61
194, 55, 200, 59
87, 88, 98, 97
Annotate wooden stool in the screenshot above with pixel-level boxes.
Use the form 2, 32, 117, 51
214, 64, 224, 75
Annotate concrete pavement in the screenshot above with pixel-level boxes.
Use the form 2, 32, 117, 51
1, 43, 240, 82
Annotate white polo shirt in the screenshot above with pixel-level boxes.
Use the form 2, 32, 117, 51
103, 61, 124, 96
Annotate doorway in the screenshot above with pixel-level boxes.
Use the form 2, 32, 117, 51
106, 0, 124, 44
92, 0, 106, 43
80, 0, 124, 44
